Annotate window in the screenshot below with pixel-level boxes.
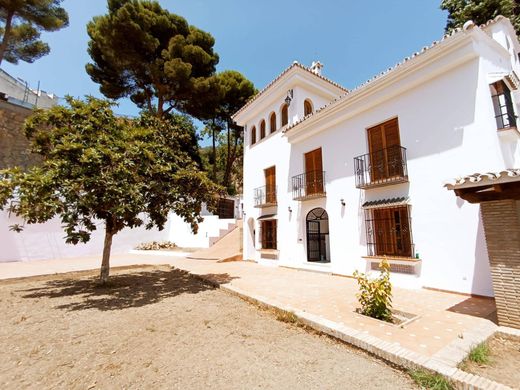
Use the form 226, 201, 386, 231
251, 126, 256, 145
490, 80, 517, 130
260, 220, 277, 249
304, 147, 324, 196
281, 104, 289, 126
367, 118, 404, 181
269, 112, 277, 133
365, 206, 413, 258
264, 166, 276, 204
260, 120, 266, 139
304, 99, 313, 116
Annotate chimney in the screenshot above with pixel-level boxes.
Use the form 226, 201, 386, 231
310, 61, 323, 76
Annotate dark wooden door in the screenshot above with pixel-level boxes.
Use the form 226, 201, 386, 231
304, 148, 323, 195
367, 118, 402, 181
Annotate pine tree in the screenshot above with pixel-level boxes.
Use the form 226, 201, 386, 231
0, 0, 69, 65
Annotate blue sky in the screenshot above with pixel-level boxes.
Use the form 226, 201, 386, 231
2, 0, 448, 142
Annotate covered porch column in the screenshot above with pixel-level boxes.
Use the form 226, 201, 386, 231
446, 170, 520, 329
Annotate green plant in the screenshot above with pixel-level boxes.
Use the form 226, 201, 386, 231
467, 342, 491, 365
353, 259, 393, 321
409, 369, 453, 390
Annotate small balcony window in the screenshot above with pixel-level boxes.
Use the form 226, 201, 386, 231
491, 80, 517, 130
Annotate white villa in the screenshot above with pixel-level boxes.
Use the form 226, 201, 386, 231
233, 16, 520, 328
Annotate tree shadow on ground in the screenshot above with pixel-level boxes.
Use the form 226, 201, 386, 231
447, 297, 498, 324
19, 267, 238, 312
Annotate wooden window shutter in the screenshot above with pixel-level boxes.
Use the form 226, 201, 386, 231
265, 166, 276, 204
304, 148, 323, 195
270, 113, 277, 133
260, 120, 266, 139
367, 118, 402, 181
251, 126, 256, 144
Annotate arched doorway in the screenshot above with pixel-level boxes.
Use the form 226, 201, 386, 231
306, 208, 330, 263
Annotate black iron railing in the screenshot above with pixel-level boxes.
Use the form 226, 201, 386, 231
291, 170, 326, 200
254, 185, 277, 207
354, 145, 408, 189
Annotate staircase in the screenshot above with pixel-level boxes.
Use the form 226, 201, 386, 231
188, 220, 242, 262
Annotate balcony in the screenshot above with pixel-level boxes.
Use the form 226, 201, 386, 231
254, 185, 277, 207
292, 171, 326, 201
354, 146, 408, 189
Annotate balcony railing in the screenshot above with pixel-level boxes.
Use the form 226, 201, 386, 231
254, 185, 277, 207
354, 146, 408, 189
292, 170, 326, 200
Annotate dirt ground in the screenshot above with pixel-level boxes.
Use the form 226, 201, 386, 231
0, 265, 417, 390
463, 334, 520, 389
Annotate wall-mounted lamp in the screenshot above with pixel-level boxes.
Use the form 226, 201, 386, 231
285, 89, 294, 106
288, 206, 292, 213
340, 199, 346, 207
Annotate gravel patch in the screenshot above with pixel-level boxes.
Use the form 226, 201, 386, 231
0, 265, 417, 389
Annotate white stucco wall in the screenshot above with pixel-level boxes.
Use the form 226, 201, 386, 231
239, 20, 520, 297
0, 206, 237, 262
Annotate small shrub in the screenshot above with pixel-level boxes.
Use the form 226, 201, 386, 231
353, 258, 393, 322
467, 342, 491, 365
135, 241, 177, 251
409, 370, 453, 390
273, 308, 299, 324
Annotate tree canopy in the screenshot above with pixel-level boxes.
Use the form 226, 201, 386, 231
441, 0, 520, 37
0, 96, 221, 283
0, 0, 69, 65
86, 0, 220, 118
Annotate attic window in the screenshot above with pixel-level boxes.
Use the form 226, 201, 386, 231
304, 99, 313, 116
281, 104, 289, 126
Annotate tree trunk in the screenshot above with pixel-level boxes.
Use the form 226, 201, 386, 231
223, 126, 239, 189
0, 10, 15, 66
100, 223, 114, 284
211, 121, 217, 181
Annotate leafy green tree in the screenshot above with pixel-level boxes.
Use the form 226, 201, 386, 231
0, 0, 69, 65
441, 0, 520, 37
0, 97, 221, 284
86, 0, 219, 118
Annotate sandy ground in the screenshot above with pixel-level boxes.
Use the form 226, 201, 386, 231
463, 334, 520, 389
0, 265, 417, 390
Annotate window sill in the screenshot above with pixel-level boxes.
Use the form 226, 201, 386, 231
497, 126, 520, 142
363, 256, 421, 275
258, 248, 279, 260
362, 255, 420, 262
259, 248, 279, 254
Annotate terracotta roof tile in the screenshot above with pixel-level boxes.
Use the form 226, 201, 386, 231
231, 62, 348, 120
444, 169, 520, 189
284, 26, 470, 132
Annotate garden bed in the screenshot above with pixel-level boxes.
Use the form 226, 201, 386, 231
461, 333, 520, 389
355, 308, 420, 327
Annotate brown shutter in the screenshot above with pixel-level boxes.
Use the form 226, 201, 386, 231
265, 166, 276, 204
282, 105, 288, 126
372, 206, 412, 257
251, 127, 256, 144
305, 148, 323, 195
270, 113, 277, 133
367, 118, 402, 181
398, 207, 412, 257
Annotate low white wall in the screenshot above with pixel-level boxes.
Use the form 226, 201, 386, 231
1, 196, 241, 262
